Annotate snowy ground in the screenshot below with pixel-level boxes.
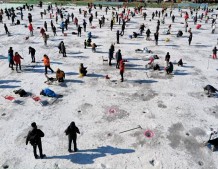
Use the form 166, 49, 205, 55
0, 3, 218, 169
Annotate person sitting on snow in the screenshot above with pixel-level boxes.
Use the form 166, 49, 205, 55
56, 68, 65, 82
153, 64, 160, 71
133, 32, 139, 38
177, 30, 183, 37
40, 88, 57, 97
165, 62, 173, 74
178, 59, 183, 66
87, 38, 92, 47
92, 43, 97, 52
79, 63, 87, 76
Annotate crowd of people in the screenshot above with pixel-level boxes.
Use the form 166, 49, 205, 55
0, 0, 217, 159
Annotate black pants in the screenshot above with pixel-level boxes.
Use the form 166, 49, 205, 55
33, 142, 43, 158
155, 40, 158, 46
189, 40, 191, 45
68, 136, 77, 151
117, 37, 119, 44
58, 77, 64, 82
31, 54, 35, 62
15, 63, 21, 71
109, 58, 112, 66
45, 66, 53, 74
78, 31, 81, 37
120, 71, 124, 82
120, 30, 124, 35
62, 51, 67, 57
9, 61, 14, 69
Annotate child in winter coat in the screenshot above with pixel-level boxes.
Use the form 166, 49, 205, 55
13, 52, 23, 72
28, 23, 33, 36
42, 54, 54, 74
56, 68, 65, 82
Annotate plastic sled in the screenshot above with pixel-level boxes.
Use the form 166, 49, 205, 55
32, 96, 41, 102
4, 95, 15, 101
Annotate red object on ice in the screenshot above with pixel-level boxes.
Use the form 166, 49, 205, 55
32, 96, 41, 102
144, 130, 155, 138
196, 24, 201, 29
4, 96, 15, 101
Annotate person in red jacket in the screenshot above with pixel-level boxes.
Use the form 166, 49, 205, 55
119, 59, 125, 82
13, 52, 23, 72
40, 27, 45, 36
28, 23, 33, 36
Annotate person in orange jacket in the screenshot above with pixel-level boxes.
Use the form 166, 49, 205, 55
13, 52, 23, 72
42, 54, 54, 74
119, 59, 125, 82
28, 23, 33, 36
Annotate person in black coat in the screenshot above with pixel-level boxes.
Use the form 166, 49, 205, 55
115, 49, 122, 68
78, 25, 82, 37
109, 48, 113, 66
154, 32, 159, 46
188, 32, 192, 46
8, 47, 14, 70
110, 19, 113, 31
146, 28, 151, 40
26, 122, 46, 159
29, 46, 36, 62
65, 122, 80, 153
165, 52, 170, 66
4, 23, 9, 35
116, 30, 121, 44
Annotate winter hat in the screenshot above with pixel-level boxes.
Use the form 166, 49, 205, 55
70, 122, 75, 128
31, 122, 37, 128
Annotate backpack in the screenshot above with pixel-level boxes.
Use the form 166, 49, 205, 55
29, 131, 38, 146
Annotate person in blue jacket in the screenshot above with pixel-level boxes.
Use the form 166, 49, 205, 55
60, 22, 65, 34
40, 88, 57, 97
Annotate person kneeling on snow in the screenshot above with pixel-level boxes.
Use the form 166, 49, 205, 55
178, 59, 183, 66
133, 32, 139, 38
165, 62, 173, 74
92, 43, 97, 52
56, 68, 65, 82
40, 88, 57, 97
153, 64, 160, 71
79, 63, 87, 76
177, 30, 183, 37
